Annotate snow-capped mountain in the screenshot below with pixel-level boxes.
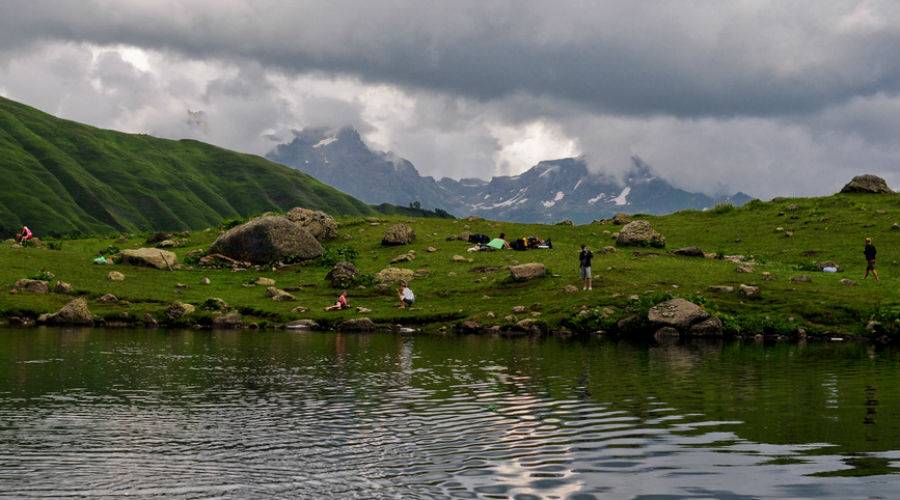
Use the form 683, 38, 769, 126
267, 127, 752, 224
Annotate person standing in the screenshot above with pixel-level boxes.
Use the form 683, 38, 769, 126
864, 237, 879, 281
579, 244, 593, 291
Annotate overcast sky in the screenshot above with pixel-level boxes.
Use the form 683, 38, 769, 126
1, 0, 899, 198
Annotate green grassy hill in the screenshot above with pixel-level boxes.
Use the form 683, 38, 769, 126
0, 96, 372, 236
1, 191, 900, 338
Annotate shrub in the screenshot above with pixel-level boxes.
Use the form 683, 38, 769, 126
319, 245, 359, 267
29, 270, 55, 281
97, 245, 120, 257
711, 203, 735, 214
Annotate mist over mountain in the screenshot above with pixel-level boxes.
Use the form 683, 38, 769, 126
267, 127, 752, 224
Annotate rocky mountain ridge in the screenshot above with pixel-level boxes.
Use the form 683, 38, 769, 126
267, 127, 752, 224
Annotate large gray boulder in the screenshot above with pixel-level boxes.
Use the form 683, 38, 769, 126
13, 279, 49, 294
616, 221, 666, 248
509, 263, 546, 281
326, 261, 358, 288
209, 216, 323, 264
118, 248, 177, 269
39, 298, 93, 325
285, 207, 338, 241
840, 175, 894, 194
648, 298, 710, 330
382, 224, 415, 246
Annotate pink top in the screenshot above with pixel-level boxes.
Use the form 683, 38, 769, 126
337, 294, 347, 308
22, 227, 32, 239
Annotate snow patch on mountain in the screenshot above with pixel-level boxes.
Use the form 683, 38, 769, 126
612, 186, 631, 206
539, 165, 560, 178
313, 136, 337, 148
588, 193, 607, 204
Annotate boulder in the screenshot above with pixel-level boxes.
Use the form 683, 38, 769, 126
165, 302, 195, 320
13, 279, 49, 294
201, 297, 229, 311
41, 298, 93, 325
707, 285, 734, 293
107, 271, 125, 282
285, 207, 338, 241
689, 316, 724, 336
509, 263, 546, 281
840, 175, 893, 194
326, 261, 358, 288
612, 213, 631, 225
616, 221, 666, 248
672, 246, 704, 257
376, 267, 415, 284
391, 252, 415, 263
266, 287, 296, 302
118, 248, 177, 269
338, 317, 376, 331
209, 216, 323, 264
381, 224, 415, 246
53, 281, 74, 294
211, 312, 243, 329
648, 298, 710, 330
738, 284, 761, 299
98, 293, 119, 303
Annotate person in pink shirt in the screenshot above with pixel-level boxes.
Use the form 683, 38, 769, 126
324, 290, 349, 311
15, 226, 33, 246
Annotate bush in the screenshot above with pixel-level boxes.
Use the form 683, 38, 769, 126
46, 241, 63, 251
711, 203, 735, 214
29, 270, 55, 281
319, 245, 359, 267
97, 245, 120, 257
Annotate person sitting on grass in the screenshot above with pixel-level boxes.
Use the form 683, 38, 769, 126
15, 226, 33, 246
398, 281, 415, 309
487, 232, 511, 250
864, 237, 879, 281
324, 290, 349, 311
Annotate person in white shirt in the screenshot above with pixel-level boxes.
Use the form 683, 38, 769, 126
398, 281, 415, 308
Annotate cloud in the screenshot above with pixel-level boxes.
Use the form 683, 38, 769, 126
0, 1, 899, 198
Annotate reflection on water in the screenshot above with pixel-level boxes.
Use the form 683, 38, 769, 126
1, 328, 900, 498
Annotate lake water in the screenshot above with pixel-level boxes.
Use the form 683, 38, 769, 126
1, 328, 899, 499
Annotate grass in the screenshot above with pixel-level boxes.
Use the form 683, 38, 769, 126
0, 96, 372, 237
2, 191, 900, 338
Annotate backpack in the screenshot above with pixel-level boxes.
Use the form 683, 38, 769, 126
510, 238, 527, 251
468, 233, 490, 245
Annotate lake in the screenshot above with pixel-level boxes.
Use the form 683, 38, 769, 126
1, 328, 899, 499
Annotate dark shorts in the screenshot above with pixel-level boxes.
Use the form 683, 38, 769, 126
402, 298, 414, 306
867, 259, 876, 271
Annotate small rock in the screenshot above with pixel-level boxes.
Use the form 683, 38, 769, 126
13, 279, 49, 294
200, 277, 211, 285
211, 312, 243, 329
338, 318, 376, 331
98, 293, 119, 303
840, 278, 857, 286
266, 287, 296, 301
762, 272, 776, 281
255, 277, 276, 287
391, 252, 415, 264
143, 313, 158, 327
784, 231, 794, 238
707, 285, 734, 293
599, 246, 617, 254
357, 306, 372, 313
426, 246, 438, 252
509, 263, 546, 281
53, 281, 74, 294
285, 319, 318, 330
563, 284, 579, 293
486, 312, 496, 319
672, 246, 704, 257
107, 271, 125, 282
736, 264, 754, 273
452, 255, 468, 263
175, 283, 189, 289
738, 284, 761, 299
291, 306, 309, 313
512, 305, 527, 314
892, 223, 900, 232
164, 302, 195, 320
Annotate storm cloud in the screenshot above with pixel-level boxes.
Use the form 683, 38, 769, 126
1, 0, 899, 197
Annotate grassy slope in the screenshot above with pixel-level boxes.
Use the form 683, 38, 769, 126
0, 96, 372, 236
1, 192, 899, 337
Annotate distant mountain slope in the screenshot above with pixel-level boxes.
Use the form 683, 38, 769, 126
268, 127, 752, 224
0, 97, 372, 236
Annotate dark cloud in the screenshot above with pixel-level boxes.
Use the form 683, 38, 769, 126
2, 1, 900, 118
1, 1, 899, 199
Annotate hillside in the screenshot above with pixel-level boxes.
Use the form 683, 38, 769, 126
267, 126, 751, 223
1, 188, 899, 339
0, 97, 372, 237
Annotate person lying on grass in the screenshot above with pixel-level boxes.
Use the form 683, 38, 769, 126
324, 290, 349, 311
398, 281, 415, 309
